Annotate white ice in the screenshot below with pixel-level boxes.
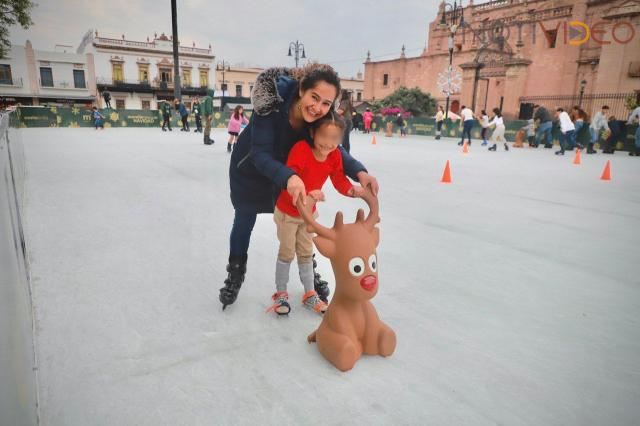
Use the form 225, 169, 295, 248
21, 127, 640, 425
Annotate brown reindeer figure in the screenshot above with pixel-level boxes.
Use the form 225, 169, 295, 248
296, 187, 396, 372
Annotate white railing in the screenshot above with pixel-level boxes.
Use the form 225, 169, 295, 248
39, 80, 87, 90
95, 37, 211, 55
0, 77, 23, 88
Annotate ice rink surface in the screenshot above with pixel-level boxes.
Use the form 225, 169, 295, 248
21, 128, 640, 425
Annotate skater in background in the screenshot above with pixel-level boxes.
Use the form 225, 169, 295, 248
487, 107, 508, 152
201, 89, 215, 145
219, 64, 378, 310
458, 105, 475, 146
352, 111, 362, 133
589, 105, 609, 154
92, 106, 104, 130
175, 99, 190, 132
602, 115, 623, 154
267, 111, 366, 316
192, 97, 203, 133
435, 105, 444, 140
102, 90, 112, 109
533, 104, 553, 148
160, 100, 172, 131
570, 105, 588, 150
362, 107, 374, 134
626, 104, 640, 157
396, 113, 407, 137
227, 105, 248, 153
336, 90, 354, 152
555, 107, 576, 156
479, 109, 490, 146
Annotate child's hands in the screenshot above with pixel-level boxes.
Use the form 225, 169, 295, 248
308, 190, 325, 202
349, 186, 366, 198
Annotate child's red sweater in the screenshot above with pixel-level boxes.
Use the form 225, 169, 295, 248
276, 141, 353, 217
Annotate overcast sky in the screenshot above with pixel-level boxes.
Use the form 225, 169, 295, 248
7, 0, 469, 79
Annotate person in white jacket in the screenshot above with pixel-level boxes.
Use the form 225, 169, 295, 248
589, 105, 610, 154
555, 107, 576, 156
627, 105, 640, 157
487, 107, 509, 152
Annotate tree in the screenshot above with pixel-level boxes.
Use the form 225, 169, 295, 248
0, 0, 35, 59
372, 86, 437, 117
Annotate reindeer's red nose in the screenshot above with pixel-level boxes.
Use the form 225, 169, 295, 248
360, 275, 377, 292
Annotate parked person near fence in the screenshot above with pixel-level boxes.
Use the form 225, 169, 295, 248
175, 99, 190, 132
363, 108, 374, 134
626, 104, 640, 157
487, 107, 508, 152
192, 98, 203, 133
396, 113, 407, 137
435, 105, 445, 140
160, 100, 172, 132
337, 90, 354, 152
589, 105, 610, 154
201, 89, 215, 145
102, 90, 112, 109
555, 108, 576, 156
602, 115, 623, 154
458, 105, 475, 146
533, 105, 553, 148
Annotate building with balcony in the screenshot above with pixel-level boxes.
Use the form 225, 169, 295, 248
77, 30, 216, 110
0, 41, 97, 106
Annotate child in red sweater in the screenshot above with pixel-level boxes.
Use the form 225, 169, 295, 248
268, 111, 365, 315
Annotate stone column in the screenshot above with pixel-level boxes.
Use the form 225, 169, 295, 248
503, 58, 532, 119
459, 61, 482, 110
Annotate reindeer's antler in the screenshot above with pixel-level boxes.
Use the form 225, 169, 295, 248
359, 185, 380, 230
295, 196, 336, 239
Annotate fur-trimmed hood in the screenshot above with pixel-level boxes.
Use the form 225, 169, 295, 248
251, 67, 297, 116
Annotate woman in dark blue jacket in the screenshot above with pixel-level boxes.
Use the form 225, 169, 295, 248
220, 65, 379, 309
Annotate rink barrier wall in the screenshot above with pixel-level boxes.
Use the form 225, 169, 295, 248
0, 111, 39, 425
13, 106, 639, 151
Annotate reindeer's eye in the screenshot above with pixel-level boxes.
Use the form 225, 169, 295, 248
368, 254, 377, 272
348, 257, 365, 277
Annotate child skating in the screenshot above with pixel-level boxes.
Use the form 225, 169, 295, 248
268, 111, 365, 316
227, 106, 249, 153
92, 107, 105, 130
487, 108, 508, 151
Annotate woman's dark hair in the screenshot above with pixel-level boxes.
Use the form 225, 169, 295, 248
481, 109, 487, 115
233, 105, 243, 120
492, 107, 502, 117
293, 63, 341, 101
311, 109, 346, 136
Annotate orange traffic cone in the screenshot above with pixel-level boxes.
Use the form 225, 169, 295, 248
441, 160, 452, 183
573, 149, 581, 165
462, 141, 469, 154
371, 135, 377, 145
600, 160, 611, 181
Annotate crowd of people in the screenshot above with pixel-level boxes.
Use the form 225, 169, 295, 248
431, 103, 640, 157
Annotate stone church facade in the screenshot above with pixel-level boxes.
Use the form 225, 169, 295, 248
363, 0, 640, 118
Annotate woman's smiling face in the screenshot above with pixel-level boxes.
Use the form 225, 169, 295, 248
299, 81, 337, 123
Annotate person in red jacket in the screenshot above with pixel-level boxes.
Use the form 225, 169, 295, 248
268, 111, 366, 316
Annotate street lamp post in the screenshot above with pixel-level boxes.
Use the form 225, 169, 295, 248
439, 1, 465, 119
287, 40, 306, 68
217, 60, 230, 111
578, 79, 587, 108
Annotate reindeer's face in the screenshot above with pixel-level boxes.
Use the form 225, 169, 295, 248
297, 188, 381, 303
328, 223, 380, 301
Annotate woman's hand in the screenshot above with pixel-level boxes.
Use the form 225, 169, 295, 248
287, 175, 307, 206
356, 171, 379, 196
308, 190, 325, 202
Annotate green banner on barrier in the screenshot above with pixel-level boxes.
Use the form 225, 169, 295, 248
16, 107, 637, 151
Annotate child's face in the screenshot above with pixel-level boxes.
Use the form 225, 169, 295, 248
312, 123, 342, 156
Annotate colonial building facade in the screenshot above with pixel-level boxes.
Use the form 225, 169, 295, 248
77, 30, 216, 110
364, 0, 640, 118
0, 41, 97, 106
